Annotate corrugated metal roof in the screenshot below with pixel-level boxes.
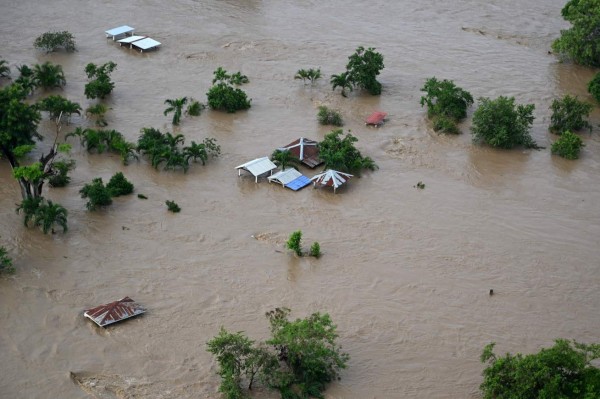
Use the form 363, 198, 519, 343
268, 168, 302, 185
118, 35, 146, 46
281, 137, 323, 168
311, 169, 353, 192
286, 175, 311, 191
365, 111, 387, 126
105, 25, 135, 39
132, 37, 161, 51
84, 297, 145, 327
236, 157, 277, 177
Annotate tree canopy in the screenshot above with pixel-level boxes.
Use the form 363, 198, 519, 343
552, 0, 600, 67
318, 129, 378, 175
84, 62, 117, 100
33, 31, 76, 53
549, 95, 593, 134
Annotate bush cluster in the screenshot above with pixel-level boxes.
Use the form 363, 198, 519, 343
549, 95, 592, 134
318, 129, 378, 175
15, 197, 68, 234
551, 130, 585, 159
66, 127, 137, 165
33, 31, 76, 53
84, 62, 117, 100
80, 173, 135, 210
420, 77, 473, 134
286, 230, 321, 258
317, 105, 343, 126
207, 67, 251, 113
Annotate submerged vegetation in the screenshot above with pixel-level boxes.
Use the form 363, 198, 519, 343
549, 95, 593, 135
552, 0, 600, 67
551, 130, 585, 159
84, 61, 117, 100
332, 47, 384, 96
318, 129, 378, 175
589, 72, 600, 103
34, 31, 76, 53
80, 178, 113, 211
207, 67, 251, 113
295, 68, 322, 84
0, 245, 15, 275
420, 77, 473, 134
165, 200, 181, 213
317, 105, 344, 126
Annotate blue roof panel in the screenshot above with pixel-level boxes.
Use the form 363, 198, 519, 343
285, 176, 312, 191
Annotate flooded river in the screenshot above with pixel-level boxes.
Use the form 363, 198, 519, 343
1, 0, 599, 397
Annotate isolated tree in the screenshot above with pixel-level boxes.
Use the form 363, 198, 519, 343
271, 149, 300, 171
80, 178, 112, 211
286, 230, 303, 256
318, 129, 378, 175
589, 72, 600, 103
207, 82, 251, 113
164, 97, 188, 125
420, 77, 473, 134
345, 46, 385, 95
106, 172, 134, 197
37, 95, 81, 123
471, 96, 538, 149
552, 0, 600, 67
549, 95, 593, 134
33, 200, 68, 234
0, 60, 10, 78
480, 340, 600, 398
33, 31, 76, 53
552, 130, 585, 159
84, 61, 116, 99
33, 61, 66, 90
317, 105, 343, 126
295, 68, 321, 84
330, 72, 353, 97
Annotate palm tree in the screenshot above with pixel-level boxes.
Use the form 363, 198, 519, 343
295, 69, 310, 84
164, 132, 185, 148
16, 197, 43, 227
33, 61, 66, 90
15, 65, 37, 95
0, 59, 10, 78
184, 141, 208, 165
164, 97, 188, 125
271, 149, 300, 171
34, 200, 68, 234
330, 72, 354, 97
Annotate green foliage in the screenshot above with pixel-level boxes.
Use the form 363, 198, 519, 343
480, 340, 600, 398
0, 85, 42, 162
420, 77, 473, 120
13, 162, 44, 185
212, 67, 249, 85
317, 106, 343, 126
36, 95, 81, 121
286, 230, 303, 256
330, 46, 385, 96
13, 144, 35, 158
309, 242, 321, 258
265, 308, 349, 399
32, 62, 66, 90
137, 127, 220, 171
551, 130, 585, 159
271, 149, 300, 171
588, 72, 600, 103
15, 65, 37, 95
432, 115, 460, 134
166, 200, 181, 213
415, 181, 426, 189
0, 245, 15, 275
16, 197, 67, 234
295, 68, 322, 84
230, 72, 250, 86
318, 129, 378, 175
106, 172, 134, 197
549, 95, 593, 134
48, 159, 75, 187
80, 178, 112, 211
185, 99, 206, 116
551, 0, 600, 67
84, 62, 117, 99
85, 103, 109, 127
66, 127, 137, 164
207, 82, 251, 113
164, 97, 187, 125
471, 96, 538, 149
207, 309, 348, 399
137, 194, 148, 199
0, 60, 10, 78
33, 31, 76, 53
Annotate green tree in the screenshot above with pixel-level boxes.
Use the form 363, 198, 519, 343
318, 129, 378, 175
80, 178, 112, 211
551, 0, 600, 67
317, 106, 343, 126
286, 230, 303, 256
345, 46, 384, 95
309, 242, 321, 258
84, 62, 117, 99
330, 72, 353, 97
106, 172, 134, 197
33, 62, 66, 90
271, 149, 300, 171
33, 200, 68, 234
33, 31, 76, 53
265, 308, 349, 399
37, 95, 81, 123
420, 77, 473, 135
589, 72, 600, 103
295, 68, 321, 84
15, 65, 37, 95
0, 60, 10, 78
207, 82, 251, 113
166, 200, 181, 213
0, 245, 15, 274
552, 130, 585, 159
185, 99, 206, 117
164, 97, 188, 125
85, 103, 109, 126
480, 340, 600, 398
48, 159, 75, 187
229, 72, 249, 86
471, 96, 538, 149
183, 138, 221, 165
549, 95, 593, 134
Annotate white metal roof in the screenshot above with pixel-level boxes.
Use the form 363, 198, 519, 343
311, 169, 353, 189
118, 35, 146, 46
105, 25, 135, 37
131, 37, 161, 51
235, 157, 277, 177
268, 168, 302, 186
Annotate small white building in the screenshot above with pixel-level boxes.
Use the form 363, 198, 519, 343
235, 157, 277, 182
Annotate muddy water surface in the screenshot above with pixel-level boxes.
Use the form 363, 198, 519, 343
1, 1, 599, 398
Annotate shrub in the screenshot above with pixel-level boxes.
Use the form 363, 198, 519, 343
185, 99, 205, 116
286, 230, 303, 256
420, 77, 473, 122
33, 31, 76, 53
318, 129, 378, 175
549, 95, 592, 134
33, 62, 66, 90
309, 242, 321, 258
15, 198, 68, 234
229, 72, 249, 85
80, 178, 112, 211
432, 115, 460, 134
551, 130, 585, 159
589, 72, 600, 103
480, 340, 600, 398
0, 60, 10, 78
317, 105, 343, 126
471, 96, 538, 149
85, 103, 109, 127
206, 82, 251, 113
166, 200, 181, 213
0, 246, 15, 275
106, 172, 134, 197
48, 159, 75, 187
295, 68, 322, 84
137, 194, 148, 199
551, 0, 600, 67
36, 95, 81, 122
84, 62, 117, 100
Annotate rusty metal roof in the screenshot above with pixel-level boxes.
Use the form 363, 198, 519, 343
84, 297, 146, 327
311, 169, 353, 193
280, 137, 323, 168
365, 111, 387, 126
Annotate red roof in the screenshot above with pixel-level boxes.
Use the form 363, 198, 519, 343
84, 296, 146, 327
365, 111, 387, 126
281, 137, 323, 168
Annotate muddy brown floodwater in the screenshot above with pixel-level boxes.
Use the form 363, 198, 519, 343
1, 0, 600, 398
